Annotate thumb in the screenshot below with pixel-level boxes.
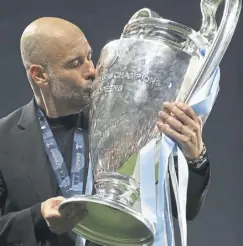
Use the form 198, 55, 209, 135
51, 196, 66, 208
54, 196, 65, 201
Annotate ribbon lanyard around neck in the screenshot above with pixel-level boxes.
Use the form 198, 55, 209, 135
37, 108, 86, 198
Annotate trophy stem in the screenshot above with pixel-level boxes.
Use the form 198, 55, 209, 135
95, 172, 140, 207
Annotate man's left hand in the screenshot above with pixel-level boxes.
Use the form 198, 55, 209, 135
156, 102, 204, 160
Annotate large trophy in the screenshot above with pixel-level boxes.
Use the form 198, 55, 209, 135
59, 0, 241, 245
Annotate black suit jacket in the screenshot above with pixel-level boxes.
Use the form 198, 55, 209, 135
0, 100, 210, 246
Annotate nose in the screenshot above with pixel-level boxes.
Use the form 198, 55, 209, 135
83, 62, 96, 81
89, 67, 96, 78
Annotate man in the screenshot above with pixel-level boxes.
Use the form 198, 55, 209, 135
0, 17, 209, 246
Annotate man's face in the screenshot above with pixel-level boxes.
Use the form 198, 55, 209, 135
47, 33, 95, 109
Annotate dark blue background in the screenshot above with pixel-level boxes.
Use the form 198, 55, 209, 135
0, 1, 242, 245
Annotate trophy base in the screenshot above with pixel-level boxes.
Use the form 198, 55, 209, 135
59, 195, 155, 246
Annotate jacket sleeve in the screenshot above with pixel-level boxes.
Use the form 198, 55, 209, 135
0, 170, 49, 246
170, 155, 210, 220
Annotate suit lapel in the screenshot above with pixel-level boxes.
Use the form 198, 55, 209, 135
16, 100, 53, 201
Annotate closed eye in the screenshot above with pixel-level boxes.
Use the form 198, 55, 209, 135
69, 57, 84, 68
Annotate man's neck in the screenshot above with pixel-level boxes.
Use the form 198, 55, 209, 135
35, 96, 83, 118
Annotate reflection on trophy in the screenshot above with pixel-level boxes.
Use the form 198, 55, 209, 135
59, 0, 241, 245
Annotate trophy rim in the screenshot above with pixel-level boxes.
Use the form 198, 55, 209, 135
124, 17, 195, 36
124, 7, 196, 37
121, 13, 203, 56
59, 195, 155, 246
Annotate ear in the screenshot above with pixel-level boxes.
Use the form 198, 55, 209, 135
29, 64, 49, 88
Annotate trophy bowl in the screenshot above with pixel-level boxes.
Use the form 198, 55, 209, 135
59, 0, 242, 245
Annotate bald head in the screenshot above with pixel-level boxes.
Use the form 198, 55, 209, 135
20, 17, 85, 70
20, 17, 95, 117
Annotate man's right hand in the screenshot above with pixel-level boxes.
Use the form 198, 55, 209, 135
41, 196, 86, 235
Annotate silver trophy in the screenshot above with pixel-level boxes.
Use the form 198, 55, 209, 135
59, 0, 241, 245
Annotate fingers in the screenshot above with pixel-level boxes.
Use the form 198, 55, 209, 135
158, 111, 180, 131
173, 102, 198, 121
157, 101, 204, 159
170, 102, 203, 150
156, 121, 192, 145
158, 110, 193, 135
159, 103, 200, 136
42, 196, 84, 235
46, 202, 88, 235
162, 102, 200, 131
159, 108, 197, 139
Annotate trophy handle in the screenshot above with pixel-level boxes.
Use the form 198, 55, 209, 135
120, 8, 161, 39
184, 0, 242, 102
128, 8, 160, 21
199, 0, 224, 45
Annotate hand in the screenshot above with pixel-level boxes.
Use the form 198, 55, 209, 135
41, 196, 86, 235
156, 102, 204, 160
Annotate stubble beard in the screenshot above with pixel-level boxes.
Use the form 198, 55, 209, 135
50, 75, 91, 110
